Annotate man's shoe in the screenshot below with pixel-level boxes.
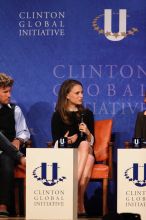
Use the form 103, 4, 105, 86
0, 211, 9, 218
78, 212, 88, 218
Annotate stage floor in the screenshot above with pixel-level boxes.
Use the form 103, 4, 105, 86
5, 218, 102, 220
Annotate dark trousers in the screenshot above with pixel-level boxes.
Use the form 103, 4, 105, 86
0, 132, 24, 210
0, 132, 23, 162
0, 153, 15, 207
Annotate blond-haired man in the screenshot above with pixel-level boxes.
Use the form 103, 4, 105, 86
0, 73, 30, 217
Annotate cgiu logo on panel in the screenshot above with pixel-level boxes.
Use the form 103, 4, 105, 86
124, 163, 146, 187
92, 9, 138, 41
33, 162, 66, 186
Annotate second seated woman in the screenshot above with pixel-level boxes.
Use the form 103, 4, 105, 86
51, 79, 95, 215
134, 92, 146, 145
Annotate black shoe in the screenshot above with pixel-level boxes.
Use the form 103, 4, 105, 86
78, 212, 88, 218
0, 211, 9, 218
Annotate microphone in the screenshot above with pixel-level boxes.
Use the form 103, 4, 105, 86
80, 113, 84, 138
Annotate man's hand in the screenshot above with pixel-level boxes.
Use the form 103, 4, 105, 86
11, 139, 21, 150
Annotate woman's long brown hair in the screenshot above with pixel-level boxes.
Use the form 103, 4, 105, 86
55, 79, 84, 124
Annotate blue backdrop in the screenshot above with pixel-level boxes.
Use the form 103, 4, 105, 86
0, 0, 146, 214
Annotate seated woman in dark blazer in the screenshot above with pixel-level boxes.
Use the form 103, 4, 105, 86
134, 94, 146, 143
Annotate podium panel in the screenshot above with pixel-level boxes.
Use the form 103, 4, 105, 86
26, 148, 77, 220
117, 149, 146, 220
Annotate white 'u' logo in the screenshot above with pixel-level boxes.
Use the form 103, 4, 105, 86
104, 9, 127, 41
60, 138, 65, 144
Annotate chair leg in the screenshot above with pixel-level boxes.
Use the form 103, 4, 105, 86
15, 180, 19, 216
24, 178, 26, 216
15, 178, 25, 216
19, 179, 25, 216
103, 178, 108, 216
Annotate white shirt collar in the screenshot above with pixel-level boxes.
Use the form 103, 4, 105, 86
0, 103, 12, 109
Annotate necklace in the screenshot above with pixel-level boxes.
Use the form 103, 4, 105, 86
68, 107, 78, 112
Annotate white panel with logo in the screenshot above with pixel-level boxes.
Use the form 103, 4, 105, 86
118, 149, 146, 220
26, 148, 77, 220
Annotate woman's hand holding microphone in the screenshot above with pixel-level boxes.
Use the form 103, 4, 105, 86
79, 122, 90, 137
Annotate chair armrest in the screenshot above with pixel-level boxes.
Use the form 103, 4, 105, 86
108, 141, 114, 179
124, 141, 132, 149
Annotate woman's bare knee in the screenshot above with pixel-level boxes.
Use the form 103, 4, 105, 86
78, 141, 90, 152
